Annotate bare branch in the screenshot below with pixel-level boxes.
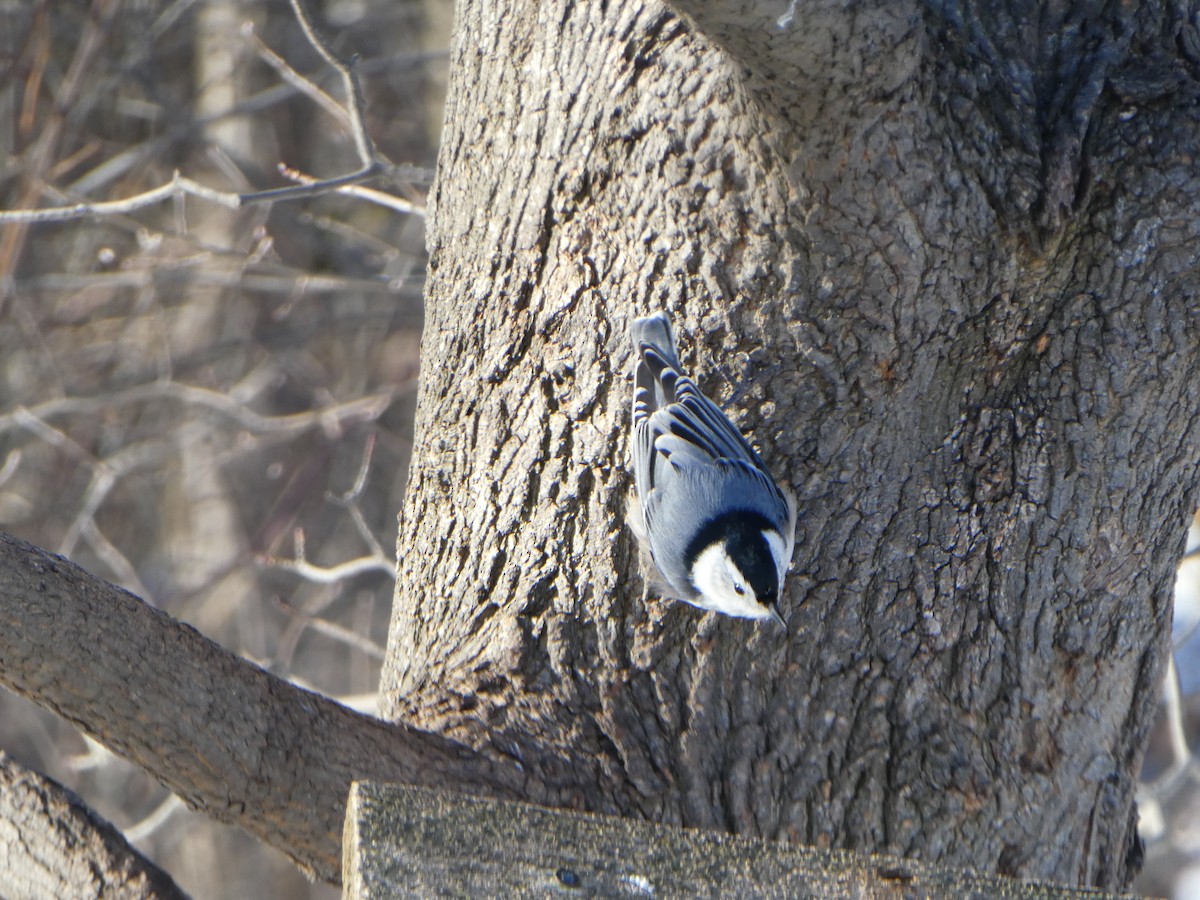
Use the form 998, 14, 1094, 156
0, 450, 19, 489
245, 22, 350, 125
286, 0, 378, 165
12, 267, 407, 295
235, 165, 383, 206
82, 519, 155, 604
123, 794, 186, 845
256, 449, 396, 702
338, 431, 378, 504
273, 596, 388, 660
279, 164, 426, 217
0, 750, 186, 900
1143, 655, 1192, 798
0, 168, 387, 224
61, 467, 116, 559
0, 174, 233, 223
4, 388, 401, 595
265, 552, 396, 585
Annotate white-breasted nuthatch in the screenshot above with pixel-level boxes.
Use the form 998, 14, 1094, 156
630, 312, 796, 627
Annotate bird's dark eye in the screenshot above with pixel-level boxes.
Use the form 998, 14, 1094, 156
734, 585, 746, 596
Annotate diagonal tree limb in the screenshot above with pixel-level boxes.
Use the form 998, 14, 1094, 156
0, 532, 533, 884
0, 749, 188, 900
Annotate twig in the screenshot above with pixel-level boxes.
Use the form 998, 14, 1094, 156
262, 525, 396, 585
334, 432, 377, 504
262, 438, 396, 599
334, 434, 392, 563
266, 553, 396, 584
13, 406, 172, 594
5, 388, 398, 595
244, 21, 349, 125
60, 467, 116, 559
0, 173, 237, 222
1140, 654, 1196, 802
1161, 654, 1191, 777
12, 268, 407, 295
83, 519, 155, 604
286, 0, 377, 164
68, 56, 436, 199
11, 406, 97, 466
347, 504, 389, 563
0, 168, 389, 223
0, 450, 20, 489
279, 165, 425, 217
273, 596, 388, 660
124, 794, 185, 844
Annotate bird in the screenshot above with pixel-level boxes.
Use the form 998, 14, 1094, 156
629, 312, 796, 627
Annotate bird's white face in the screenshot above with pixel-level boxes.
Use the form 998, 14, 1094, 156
690, 540, 785, 624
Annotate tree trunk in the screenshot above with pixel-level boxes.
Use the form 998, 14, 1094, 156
381, 0, 1200, 890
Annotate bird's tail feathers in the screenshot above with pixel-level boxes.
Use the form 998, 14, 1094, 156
631, 313, 681, 368
631, 313, 685, 413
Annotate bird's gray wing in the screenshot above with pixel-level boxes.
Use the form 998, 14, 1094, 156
640, 351, 788, 511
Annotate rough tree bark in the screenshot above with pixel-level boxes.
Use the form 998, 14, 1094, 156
381, 0, 1200, 890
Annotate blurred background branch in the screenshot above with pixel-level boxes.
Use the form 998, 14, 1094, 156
0, 0, 420, 224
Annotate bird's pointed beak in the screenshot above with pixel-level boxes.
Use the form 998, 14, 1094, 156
768, 604, 788, 632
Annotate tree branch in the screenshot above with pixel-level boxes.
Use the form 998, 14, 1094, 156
0, 750, 186, 900
286, 0, 378, 165
0, 533, 531, 884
